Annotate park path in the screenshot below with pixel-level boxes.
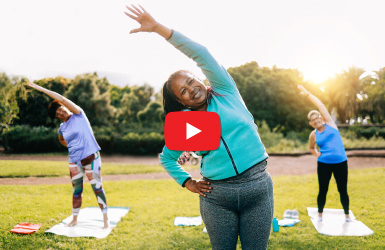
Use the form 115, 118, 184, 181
0, 150, 384, 185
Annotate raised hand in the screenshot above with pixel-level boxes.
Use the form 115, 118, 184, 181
27, 82, 46, 92
298, 84, 309, 96
124, 4, 158, 34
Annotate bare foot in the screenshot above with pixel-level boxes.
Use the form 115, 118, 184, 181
66, 220, 78, 227
103, 213, 109, 229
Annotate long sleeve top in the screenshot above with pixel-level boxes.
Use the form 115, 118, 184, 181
159, 31, 268, 186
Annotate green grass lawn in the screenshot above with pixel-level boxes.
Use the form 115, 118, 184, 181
1, 168, 384, 249
0, 160, 199, 178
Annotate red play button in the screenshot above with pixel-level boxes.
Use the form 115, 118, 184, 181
164, 111, 221, 151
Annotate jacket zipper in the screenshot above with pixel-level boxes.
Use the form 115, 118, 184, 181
221, 136, 239, 175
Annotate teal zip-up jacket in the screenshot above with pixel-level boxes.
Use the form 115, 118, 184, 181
159, 30, 268, 186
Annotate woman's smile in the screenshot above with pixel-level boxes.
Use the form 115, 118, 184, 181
192, 88, 201, 99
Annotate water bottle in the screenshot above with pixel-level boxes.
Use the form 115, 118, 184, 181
272, 216, 279, 232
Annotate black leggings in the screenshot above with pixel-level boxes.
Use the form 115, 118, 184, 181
317, 160, 349, 214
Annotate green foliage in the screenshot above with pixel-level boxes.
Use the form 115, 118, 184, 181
340, 125, 385, 139
342, 135, 385, 149
257, 120, 285, 148
1, 125, 165, 154
137, 101, 165, 127
94, 75, 110, 95
323, 67, 365, 123
92, 126, 119, 154
3, 123, 385, 154
0, 74, 30, 130
110, 84, 131, 108
2, 62, 385, 155
13, 77, 69, 127
0, 74, 19, 132
258, 121, 309, 154
358, 68, 385, 123
2, 125, 65, 153
117, 84, 154, 125
115, 132, 165, 155
228, 62, 312, 132
0, 72, 12, 89
65, 73, 116, 127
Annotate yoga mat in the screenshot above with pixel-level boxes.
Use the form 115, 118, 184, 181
307, 207, 373, 236
278, 219, 301, 227
46, 207, 129, 239
174, 216, 202, 226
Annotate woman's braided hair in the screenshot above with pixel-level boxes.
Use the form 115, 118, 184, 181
162, 70, 191, 115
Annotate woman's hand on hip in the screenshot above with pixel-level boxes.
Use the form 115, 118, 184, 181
185, 179, 212, 197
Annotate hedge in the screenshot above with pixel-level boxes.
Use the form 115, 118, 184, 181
1, 125, 165, 155
2, 124, 384, 155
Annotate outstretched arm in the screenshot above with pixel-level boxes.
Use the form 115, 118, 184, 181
298, 85, 337, 129
27, 82, 81, 115
125, 5, 235, 93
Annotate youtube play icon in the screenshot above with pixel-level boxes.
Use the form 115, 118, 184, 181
164, 111, 221, 151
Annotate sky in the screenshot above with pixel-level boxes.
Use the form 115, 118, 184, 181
1, 0, 384, 91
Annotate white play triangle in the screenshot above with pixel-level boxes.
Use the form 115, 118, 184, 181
186, 123, 201, 140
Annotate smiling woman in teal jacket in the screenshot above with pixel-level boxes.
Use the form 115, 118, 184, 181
126, 5, 273, 250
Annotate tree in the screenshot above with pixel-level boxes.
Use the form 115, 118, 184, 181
0, 72, 12, 89
324, 67, 365, 123
137, 101, 164, 127
117, 84, 154, 124
110, 85, 131, 108
14, 77, 70, 127
227, 62, 312, 133
94, 73, 110, 95
358, 68, 385, 123
65, 73, 116, 127
0, 73, 19, 130
0, 74, 28, 150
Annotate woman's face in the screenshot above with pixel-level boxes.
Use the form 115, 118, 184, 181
170, 71, 208, 111
56, 106, 71, 122
309, 114, 324, 129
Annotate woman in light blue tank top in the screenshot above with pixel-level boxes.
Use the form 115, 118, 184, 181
298, 85, 352, 223
27, 82, 109, 229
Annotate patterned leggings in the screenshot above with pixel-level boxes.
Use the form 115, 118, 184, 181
69, 152, 107, 215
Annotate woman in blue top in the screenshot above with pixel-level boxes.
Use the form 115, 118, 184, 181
27, 82, 109, 229
298, 85, 351, 222
126, 5, 273, 250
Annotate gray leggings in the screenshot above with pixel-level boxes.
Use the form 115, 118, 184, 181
200, 161, 274, 250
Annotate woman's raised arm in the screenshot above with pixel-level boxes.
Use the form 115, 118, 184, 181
27, 82, 81, 115
125, 5, 236, 93
125, 5, 172, 39
298, 85, 337, 129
